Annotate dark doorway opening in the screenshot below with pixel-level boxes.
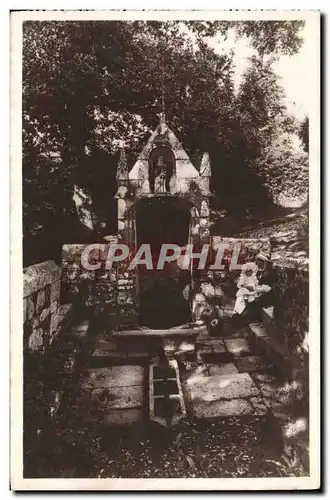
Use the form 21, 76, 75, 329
136, 197, 191, 328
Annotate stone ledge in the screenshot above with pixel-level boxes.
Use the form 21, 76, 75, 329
247, 322, 301, 379
51, 304, 75, 343
262, 306, 278, 341
113, 325, 206, 339
24, 261, 61, 298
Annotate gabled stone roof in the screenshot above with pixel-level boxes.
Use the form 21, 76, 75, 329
128, 119, 200, 182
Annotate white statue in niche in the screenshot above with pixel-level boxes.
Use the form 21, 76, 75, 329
155, 155, 167, 193
148, 146, 174, 194
201, 200, 210, 217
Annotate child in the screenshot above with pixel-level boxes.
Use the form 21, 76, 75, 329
233, 262, 259, 315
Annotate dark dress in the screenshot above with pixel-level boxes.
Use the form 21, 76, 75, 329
241, 264, 275, 321
256, 266, 275, 308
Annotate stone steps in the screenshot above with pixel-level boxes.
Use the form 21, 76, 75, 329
183, 370, 272, 419
247, 313, 302, 380
89, 333, 152, 367
179, 327, 277, 420
261, 306, 277, 341
76, 364, 147, 426
70, 319, 280, 426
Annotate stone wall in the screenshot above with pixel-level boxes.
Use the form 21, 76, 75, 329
23, 260, 79, 476
61, 242, 138, 327
61, 237, 273, 328
23, 260, 62, 353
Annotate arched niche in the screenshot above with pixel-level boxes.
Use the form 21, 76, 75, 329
148, 145, 175, 193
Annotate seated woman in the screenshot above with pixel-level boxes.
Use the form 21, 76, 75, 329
233, 252, 274, 323
255, 252, 274, 308
233, 262, 259, 316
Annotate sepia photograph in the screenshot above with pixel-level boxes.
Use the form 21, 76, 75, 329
10, 9, 320, 490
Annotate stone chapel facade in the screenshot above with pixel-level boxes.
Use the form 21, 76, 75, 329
114, 116, 212, 327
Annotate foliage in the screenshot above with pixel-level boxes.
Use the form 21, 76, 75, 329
233, 56, 307, 209
23, 21, 235, 236
187, 21, 305, 57
210, 55, 306, 216
298, 117, 309, 153
26, 415, 306, 478
23, 20, 308, 259
254, 134, 309, 205
273, 264, 309, 353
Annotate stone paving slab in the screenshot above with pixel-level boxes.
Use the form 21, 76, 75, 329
220, 326, 249, 339
198, 351, 233, 364
207, 362, 238, 376
196, 345, 213, 356
225, 338, 252, 356
196, 339, 232, 364
80, 365, 145, 389
191, 398, 255, 419
184, 372, 260, 402
91, 346, 150, 362
93, 338, 118, 351
103, 408, 143, 426
92, 348, 127, 359
212, 344, 228, 354
235, 356, 271, 374
163, 339, 195, 353
196, 339, 225, 347
91, 385, 144, 410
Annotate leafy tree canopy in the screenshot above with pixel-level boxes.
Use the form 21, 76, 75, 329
22, 20, 308, 263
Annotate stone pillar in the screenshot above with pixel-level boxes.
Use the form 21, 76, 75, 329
116, 149, 139, 326
115, 205, 139, 326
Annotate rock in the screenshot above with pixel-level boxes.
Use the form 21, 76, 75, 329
26, 295, 35, 320
39, 307, 50, 323
251, 373, 278, 399
249, 397, 270, 415
29, 328, 44, 353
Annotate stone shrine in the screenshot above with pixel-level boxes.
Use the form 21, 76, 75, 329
114, 115, 212, 328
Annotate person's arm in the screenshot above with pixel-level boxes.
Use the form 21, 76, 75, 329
237, 275, 245, 288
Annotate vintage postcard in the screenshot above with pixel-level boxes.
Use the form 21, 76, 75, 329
10, 9, 320, 490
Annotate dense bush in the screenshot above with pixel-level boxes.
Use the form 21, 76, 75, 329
272, 263, 308, 353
